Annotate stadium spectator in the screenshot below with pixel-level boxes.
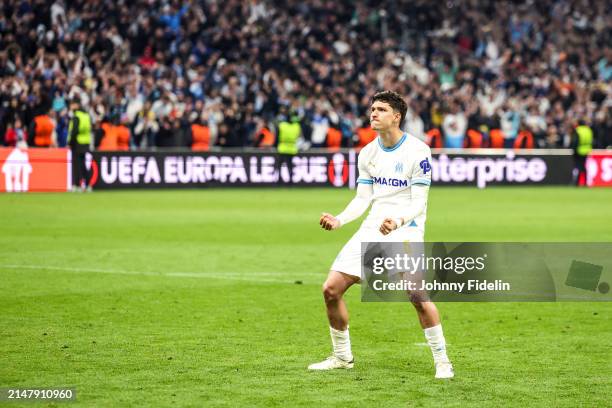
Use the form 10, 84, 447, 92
132, 101, 159, 149
252, 118, 275, 148
571, 118, 594, 186
441, 101, 467, 148
276, 112, 301, 184
29, 111, 56, 147
0, 0, 609, 149
190, 114, 211, 151
68, 98, 92, 191
4, 118, 26, 147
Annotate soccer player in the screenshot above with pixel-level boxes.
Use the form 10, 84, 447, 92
308, 91, 454, 379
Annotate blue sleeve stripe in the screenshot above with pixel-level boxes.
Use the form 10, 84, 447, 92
412, 179, 431, 186
357, 179, 374, 184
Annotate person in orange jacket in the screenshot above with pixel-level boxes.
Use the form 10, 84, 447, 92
29, 111, 56, 147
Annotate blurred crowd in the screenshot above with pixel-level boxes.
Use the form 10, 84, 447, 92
0, 0, 610, 150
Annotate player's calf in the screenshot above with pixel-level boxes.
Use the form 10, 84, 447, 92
410, 300, 454, 379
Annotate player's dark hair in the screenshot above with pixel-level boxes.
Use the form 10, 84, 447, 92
371, 90, 408, 126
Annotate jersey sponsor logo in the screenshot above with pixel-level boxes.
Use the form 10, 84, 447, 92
394, 162, 404, 173
420, 158, 431, 174
372, 176, 409, 187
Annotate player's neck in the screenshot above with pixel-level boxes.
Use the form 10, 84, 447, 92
378, 128, 404, 147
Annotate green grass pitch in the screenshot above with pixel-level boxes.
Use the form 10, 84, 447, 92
1, 187, 611, 407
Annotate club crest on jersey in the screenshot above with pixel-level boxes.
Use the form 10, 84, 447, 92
420, 158, 431, 174
394, 162, 404, 173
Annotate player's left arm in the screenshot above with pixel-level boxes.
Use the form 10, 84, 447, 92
380, 148, 432, 235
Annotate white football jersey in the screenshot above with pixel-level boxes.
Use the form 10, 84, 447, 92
356, 133, 432, 232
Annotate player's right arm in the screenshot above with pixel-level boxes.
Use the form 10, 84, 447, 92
320, 148, 374, 231
320, 182, 373, 230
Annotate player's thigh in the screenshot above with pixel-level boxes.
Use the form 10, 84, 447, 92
386, 228, 428, 301
330, 229, 366, 279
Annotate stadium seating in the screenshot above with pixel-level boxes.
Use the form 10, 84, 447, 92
0, 0, 609, 150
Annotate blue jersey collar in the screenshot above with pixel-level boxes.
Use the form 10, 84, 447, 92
378, 133, 406, 152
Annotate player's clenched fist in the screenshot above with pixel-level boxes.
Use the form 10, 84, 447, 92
379, 218, 398, 235
320, 212, 340, 231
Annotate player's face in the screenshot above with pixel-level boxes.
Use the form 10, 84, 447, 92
369, 101, 400, 131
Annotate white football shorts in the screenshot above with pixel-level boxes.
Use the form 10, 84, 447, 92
331, 225, 424, 279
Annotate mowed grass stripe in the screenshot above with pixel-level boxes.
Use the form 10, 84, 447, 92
0, 264, 321, 284
1, 187, 611, 407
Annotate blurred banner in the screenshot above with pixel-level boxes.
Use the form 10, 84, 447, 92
88, 150, 357, 189
89, 150, 574, 189
0, 147, 70, 192
586, 150, 612, 187
361, 242, 612, 302
0, 148, 586, 191
429, 150, 574, 188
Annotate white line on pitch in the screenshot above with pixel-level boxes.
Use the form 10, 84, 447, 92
414, 342, 450, 346
0, 263, 321, 278
0, 264, 317, 285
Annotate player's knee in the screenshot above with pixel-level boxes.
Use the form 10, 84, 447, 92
409, 293, 428, 311
322, 282, 341, 303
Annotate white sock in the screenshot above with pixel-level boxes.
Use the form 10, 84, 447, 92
330, 326, 353, 362
423, 324, 449, 363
